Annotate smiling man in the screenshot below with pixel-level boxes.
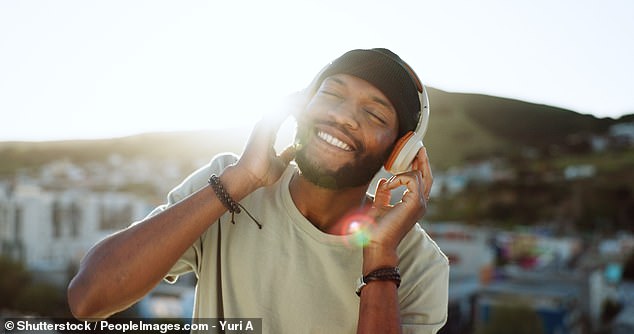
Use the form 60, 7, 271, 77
68, 48, 449, 333
295, 73, 398, 190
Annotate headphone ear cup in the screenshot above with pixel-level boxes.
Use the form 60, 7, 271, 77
385, 132, 423, 174
384, 131, 413, 172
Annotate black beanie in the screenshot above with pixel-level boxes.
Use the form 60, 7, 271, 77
315, 48, 421, 138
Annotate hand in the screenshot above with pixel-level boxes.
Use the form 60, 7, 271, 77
233, 103, 299, 190
363, 147, 433, 272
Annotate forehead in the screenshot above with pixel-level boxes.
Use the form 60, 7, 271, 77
321, 74, 396, 112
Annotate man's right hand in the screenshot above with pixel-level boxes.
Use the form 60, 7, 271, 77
233, 110, 298, 190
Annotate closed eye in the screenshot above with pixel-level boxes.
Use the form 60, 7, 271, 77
364, 108, 386, 125
319, 90, 342, 98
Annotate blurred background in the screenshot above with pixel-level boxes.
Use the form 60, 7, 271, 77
1, 1, 633, 333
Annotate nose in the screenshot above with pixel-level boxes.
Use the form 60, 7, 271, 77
328, 99, 359, 130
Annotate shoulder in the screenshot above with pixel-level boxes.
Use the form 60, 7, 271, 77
397, 224, 449, 326
397, 223, 450, 288
165, 153, 239, 204
138, 152, 239, 222
399, 223, 449, 267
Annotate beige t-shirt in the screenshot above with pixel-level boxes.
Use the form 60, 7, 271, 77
146, 153, 449, 333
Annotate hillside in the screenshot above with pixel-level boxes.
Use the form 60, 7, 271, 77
0, 129, 249, 177
424, 87, 625, 168
0, 89, 631, 174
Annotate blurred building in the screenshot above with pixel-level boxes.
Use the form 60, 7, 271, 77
0, 181, 150, 286
424, 222, 495, 334
424, 222, 625, 334
609, 122, 634, 146
473, 272, 589, 334
611, 282, 634, 333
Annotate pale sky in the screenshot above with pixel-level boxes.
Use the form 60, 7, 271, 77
1, 0, 633, 141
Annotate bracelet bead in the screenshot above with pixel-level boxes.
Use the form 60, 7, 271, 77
208, 174, 262, 229
208, 174, 241, 214
356, 267, 401, 296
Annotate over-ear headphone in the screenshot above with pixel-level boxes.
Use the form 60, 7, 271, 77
383, 82, 430, 175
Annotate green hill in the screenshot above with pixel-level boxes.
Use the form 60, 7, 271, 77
0, 129, 249, 177
424, 88, 625, 168
0, 89, 631, 174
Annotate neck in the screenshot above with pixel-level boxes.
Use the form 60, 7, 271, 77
289, 170, 370, 235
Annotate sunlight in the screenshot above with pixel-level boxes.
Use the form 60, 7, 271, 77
1, 1, 632, 141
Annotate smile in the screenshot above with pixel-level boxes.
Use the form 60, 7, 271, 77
316, 131, 353, 151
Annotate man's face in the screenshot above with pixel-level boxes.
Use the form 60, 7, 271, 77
294, 74, 399, 189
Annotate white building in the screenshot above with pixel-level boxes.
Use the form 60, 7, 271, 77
422, 222, 495, 279
610, 122, 634, 144
0, 182, 151, 286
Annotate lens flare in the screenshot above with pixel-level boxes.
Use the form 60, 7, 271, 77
338, 209, 376, 248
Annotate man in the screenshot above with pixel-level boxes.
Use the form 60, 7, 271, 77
68, 48, 449, 333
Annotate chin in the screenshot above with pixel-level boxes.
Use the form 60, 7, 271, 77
295, 146, 383, 190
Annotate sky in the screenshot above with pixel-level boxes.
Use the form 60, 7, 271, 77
1, 0, 633, 142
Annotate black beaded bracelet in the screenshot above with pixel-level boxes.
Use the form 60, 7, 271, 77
208, 174, 262, 229
208, 174, 241, 214
356, 267, 401, 296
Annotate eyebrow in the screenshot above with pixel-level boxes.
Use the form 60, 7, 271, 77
371, 96, 394, 112
326, 77, 395, 112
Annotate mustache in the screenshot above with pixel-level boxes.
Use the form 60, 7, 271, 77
297, 118, 365, 153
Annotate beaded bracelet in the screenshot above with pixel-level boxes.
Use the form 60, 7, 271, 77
208, 174, 241, 214
356, 267, 401, 296
208, 174, 262, 229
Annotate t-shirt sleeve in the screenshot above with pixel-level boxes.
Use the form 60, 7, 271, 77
132, 153, 239, 283
398, 224, 450, 334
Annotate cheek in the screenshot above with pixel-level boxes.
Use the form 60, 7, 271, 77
376, 122, 399, 146
366, 130, 397, 156
295, 102, 317, 127
297, 99, 325, 123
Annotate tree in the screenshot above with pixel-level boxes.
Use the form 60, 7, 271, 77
0, 255, 31, 311
13, 282, 66, 316
0, 255, 69, 316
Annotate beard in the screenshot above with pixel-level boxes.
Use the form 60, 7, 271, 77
294, 122, 393, 190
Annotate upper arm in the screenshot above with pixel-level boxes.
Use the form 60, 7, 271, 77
397, 225, 450, 333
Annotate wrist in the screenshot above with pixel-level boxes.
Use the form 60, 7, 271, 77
356, 267, 401, 297
212, 167, 264, 229
362, 244, 399, 275
218, 165, 260, 202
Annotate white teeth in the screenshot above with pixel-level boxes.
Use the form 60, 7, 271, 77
317, 131, 352, 151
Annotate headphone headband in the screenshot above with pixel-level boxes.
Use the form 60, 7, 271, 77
415, 86, 430, 138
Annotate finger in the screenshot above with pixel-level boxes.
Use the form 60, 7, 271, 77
384, 173, 421, 195
373, 178, 391, 208
278, 145, 297, 165
413, 146, 433, 200
254, 91, 308, 146
251, 112, 290, 148
285, 91, 309, 119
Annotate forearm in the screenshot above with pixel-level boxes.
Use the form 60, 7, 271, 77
357, 281, 401, 334
68, 166, 256, 320
357, 246, 401, 334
